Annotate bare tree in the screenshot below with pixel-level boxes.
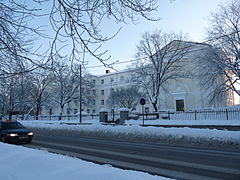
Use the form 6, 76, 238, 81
107, 86, 144, 111
0, 90, 8, 118
52, 61, 80, 119
47, 0, 159, 64
0, 1, 45, 78
0, 74, 32, 119
195, 46, 236, 107
81, 73, 95, 108
202, 0, 240, 102
27, 70, 53, 120
0, 77, 16, 119
0, 53, 32, 119
0, 0, 159, 74
133, 30, 189, 114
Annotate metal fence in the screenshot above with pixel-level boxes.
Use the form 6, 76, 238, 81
128, 108, 240, 121
157, 108, 240, 120
12, 114, 99, 121
11, 108, 240, 121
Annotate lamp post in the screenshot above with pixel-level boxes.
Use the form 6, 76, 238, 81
111, 81, 117, 122
79, 64, 82, 123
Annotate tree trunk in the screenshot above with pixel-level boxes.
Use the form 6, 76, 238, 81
59, 104, 64, 120
152, 102, 159, 119
35, 107, 40, 120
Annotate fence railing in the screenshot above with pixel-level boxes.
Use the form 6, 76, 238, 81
12, 108, 240, 121
130, 108, 240, 121
13, 114, 99, 121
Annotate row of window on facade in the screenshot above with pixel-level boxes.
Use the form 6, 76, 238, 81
48, 99, 185, 116
93, 76, 125, 86
66, 108, 96, 114
85, 89, 112, 96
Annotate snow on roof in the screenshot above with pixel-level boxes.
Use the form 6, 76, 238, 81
99, 108, 108, 112
94, 69, 132, 77
119, 108, 130, 112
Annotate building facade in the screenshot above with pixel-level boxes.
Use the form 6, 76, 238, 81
42, 41, 236, 115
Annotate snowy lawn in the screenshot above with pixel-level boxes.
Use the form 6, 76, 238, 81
20, 119, 240, 148
0, 143, 168, 180
127, 119, 240, 126
20, 118, 240, 126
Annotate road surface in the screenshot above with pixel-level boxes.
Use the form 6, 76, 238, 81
24, 128, 240, 180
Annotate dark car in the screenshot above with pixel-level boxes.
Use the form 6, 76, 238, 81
0, 120, 33, 144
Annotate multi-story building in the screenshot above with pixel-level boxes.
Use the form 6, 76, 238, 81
87, 70, 153, 114
42, 41, 236, 115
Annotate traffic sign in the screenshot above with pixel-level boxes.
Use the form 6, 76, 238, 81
140, 98, 146, 105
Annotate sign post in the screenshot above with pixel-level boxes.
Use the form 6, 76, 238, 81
140, 98, 146, 126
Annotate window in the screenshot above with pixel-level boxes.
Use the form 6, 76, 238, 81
67, 108, 71, 114
101, 100, 104, 105
145, 107, 149, 113
87, 99, 91, 104
1, 122, 24, 130
92, 89, 96, 95
87, 109, 90, 113
74, 109, 78, 114
101, 89, 104, 95
93, 109, 95, 113
120, 76, 124, 81
93, 79, 96, 84
101, 79, 104, 84
176, 99, 184, 111
110, 78, 114, 82
86, 89, 90, 94
93, 100, 96, 105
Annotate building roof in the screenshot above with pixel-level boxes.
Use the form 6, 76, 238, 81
94, 69, 132, 78
92, 40, 211, 77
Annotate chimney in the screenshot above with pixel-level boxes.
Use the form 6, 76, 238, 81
106, 70, 110, 74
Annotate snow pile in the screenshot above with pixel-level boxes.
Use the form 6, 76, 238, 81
0, 143, 168, 180
20, 118, 240, 126
20, 120, 240, 148
126, 119, 240, 126
119, 108, 130, 112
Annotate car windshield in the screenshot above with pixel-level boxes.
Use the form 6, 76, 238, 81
1, 122, 25, 130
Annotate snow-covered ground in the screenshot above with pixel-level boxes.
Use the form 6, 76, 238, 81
20, 117, 240, 126
0, 143, 169, 180
20, 119, 240, 147
2, 118, 240, 180
127, 119, 240, 126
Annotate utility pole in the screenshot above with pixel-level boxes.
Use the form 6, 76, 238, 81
79, 64, 82, 123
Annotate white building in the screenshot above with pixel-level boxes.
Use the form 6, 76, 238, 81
42, 41, 236, 115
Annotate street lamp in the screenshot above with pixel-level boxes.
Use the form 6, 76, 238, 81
79, 64, 82, 123
111, 81, 117, 122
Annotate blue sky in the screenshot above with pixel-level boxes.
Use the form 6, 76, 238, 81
86, 0, 228, 75
29, 0, 228, 75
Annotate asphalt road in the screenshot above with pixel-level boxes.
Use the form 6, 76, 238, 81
24, 129, 240, 180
